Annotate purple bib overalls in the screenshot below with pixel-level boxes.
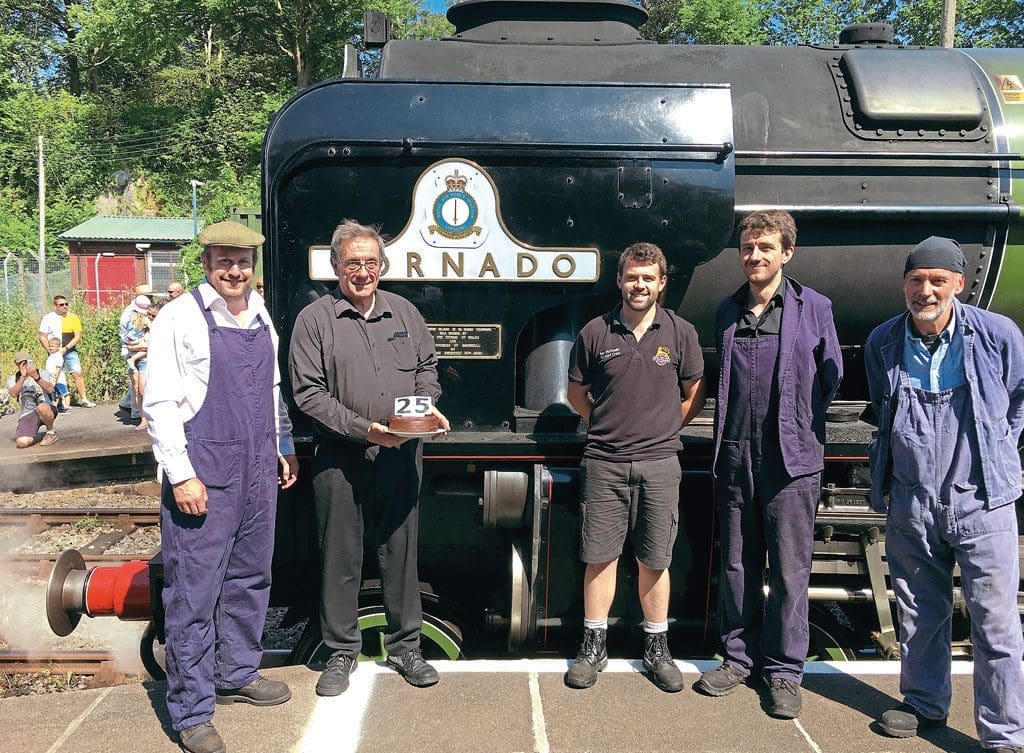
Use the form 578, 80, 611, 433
160, 290, 278, 731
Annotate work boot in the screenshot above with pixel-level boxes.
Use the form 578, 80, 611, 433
386, 647, 440, 687
564, 627, 608, 689
694, 663, 749, 696
642, 632, 684, 692
878, 703, 948, 738
178, 722, 225, 753
315, 653, 357, 697
215, 675, 291, 706
765, 677, 802, 719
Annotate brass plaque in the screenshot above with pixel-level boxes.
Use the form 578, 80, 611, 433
428, 323, 502, 360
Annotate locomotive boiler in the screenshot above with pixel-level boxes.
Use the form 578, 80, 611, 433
48, 0, 1024, 670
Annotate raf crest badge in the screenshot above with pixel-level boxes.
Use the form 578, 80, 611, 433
429, 170, 482, 240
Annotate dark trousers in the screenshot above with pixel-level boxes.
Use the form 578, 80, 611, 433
716, 438, 819, 682
312, 441, 423, 657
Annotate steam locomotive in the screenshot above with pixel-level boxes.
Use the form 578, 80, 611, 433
47, 0, 1024, 672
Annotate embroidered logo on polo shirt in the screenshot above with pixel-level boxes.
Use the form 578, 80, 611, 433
653, 346, 671, 366
598, 347, 621, 363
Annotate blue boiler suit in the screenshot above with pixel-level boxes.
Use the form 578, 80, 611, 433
713, 277, 842, 683
867, 302, 1024, 748
160, 291, 279, 731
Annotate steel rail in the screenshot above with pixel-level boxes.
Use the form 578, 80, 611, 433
0, 508, 159, 527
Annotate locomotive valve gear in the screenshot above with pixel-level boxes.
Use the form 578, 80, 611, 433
866, 237, 1024, 749
315, 653, 357, 697
707, 211, 842, 717
564, 627, 608, 689
565, 242, 704, 691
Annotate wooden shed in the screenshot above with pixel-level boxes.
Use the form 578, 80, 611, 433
59, 216, 200, 307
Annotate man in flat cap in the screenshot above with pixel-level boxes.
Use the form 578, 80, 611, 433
144, 220, 298, 753
865, 237, 1024, 751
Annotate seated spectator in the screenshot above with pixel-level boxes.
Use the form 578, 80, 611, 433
7, 351, 57, 447
44, 337, 70, 413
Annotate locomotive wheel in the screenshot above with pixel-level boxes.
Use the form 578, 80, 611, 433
140, 620, 167, 681
288, 603, 464, 667
807, 604, 858, 661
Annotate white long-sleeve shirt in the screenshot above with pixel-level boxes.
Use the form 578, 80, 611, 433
143, 282, 295, 485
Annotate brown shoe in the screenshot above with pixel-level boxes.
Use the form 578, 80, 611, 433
179, 722, 225, 753
215, 675, 291, 706
39, 432, 59, 446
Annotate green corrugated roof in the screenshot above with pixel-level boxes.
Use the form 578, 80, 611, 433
58, 216, 202, 242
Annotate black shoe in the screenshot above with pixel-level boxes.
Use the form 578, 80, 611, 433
178, 722, 225, 753
765, 677, 802, 719
642, 632, 684, 692
216, 675, 291, 706
315, 653, 357, 697
564, 627, 608, 689
993, 747, 1024, 753
386, 648, 439, 687
694, 663, 749, 697
878, 703, 948, 738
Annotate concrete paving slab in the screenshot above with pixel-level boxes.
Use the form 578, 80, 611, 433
0, 661, 1012, 753
0, 688, 101, 753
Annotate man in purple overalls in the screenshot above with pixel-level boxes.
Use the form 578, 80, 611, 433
696, 211, 842, 719
145, 221, 299, 753
866, 237, 1024, 752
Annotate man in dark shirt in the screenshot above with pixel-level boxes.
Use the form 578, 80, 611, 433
564, 242, 705, 692
696, 211, 842, 719
289, 219, 450, 696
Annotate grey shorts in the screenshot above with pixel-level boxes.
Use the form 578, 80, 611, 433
579, 455, 682, 569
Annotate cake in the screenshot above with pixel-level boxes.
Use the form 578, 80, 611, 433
389, 413, 441, 433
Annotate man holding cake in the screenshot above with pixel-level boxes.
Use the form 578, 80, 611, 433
289, 219, 450, 696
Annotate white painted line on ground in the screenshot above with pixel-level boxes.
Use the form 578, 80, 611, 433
794, 719, 825, 753
46, 686, 113, 753
295, 670, 375, 753
529, 671, 550, 753
376, 659, 1002, 676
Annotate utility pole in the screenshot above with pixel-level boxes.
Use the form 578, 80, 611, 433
37, 135, 47, 308
941, 0, 956, 48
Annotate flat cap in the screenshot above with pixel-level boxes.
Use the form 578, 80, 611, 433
196, 221, 265, 249
13, 350, 32, 364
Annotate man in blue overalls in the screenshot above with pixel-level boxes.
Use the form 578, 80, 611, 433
866, 237, 1024, 752
145, 221, 299, 753
696, 210, 842, 719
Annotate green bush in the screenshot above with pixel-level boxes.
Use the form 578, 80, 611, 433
0, 296, 129, 401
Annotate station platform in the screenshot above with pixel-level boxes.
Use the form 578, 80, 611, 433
0, 402, 154, 491
2, 660, 995, 753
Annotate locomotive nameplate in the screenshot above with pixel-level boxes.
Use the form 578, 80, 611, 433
307, 159, 600, 283
427, 324, 501, 360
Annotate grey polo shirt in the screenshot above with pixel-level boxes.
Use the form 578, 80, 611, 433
289, 288, 440, 443
568, 304, 704, 462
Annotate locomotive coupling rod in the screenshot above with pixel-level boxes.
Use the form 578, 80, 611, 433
736, 150, 1022, 161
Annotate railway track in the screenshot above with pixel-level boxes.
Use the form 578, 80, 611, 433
0, 649, 119, 675
0, 506, 159, 574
